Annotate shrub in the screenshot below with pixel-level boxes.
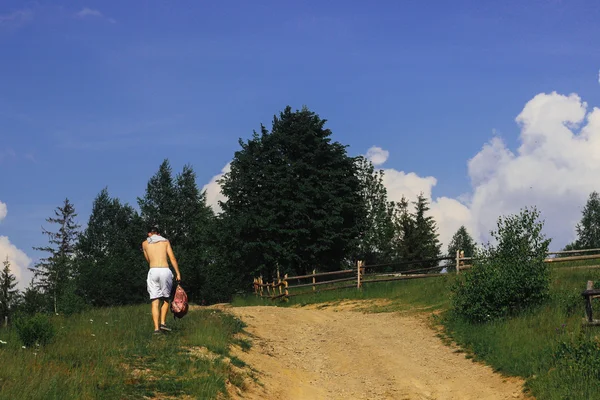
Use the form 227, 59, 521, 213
451, 206, 551, 323
553, 333, 600, 380
15, 313, 56, 347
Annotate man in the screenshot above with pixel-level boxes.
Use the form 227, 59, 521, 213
142, 226, 182, 335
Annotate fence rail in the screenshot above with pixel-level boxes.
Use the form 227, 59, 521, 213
253, 248, 600, 300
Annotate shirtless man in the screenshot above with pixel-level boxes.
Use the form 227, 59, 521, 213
142, 226, 182, 334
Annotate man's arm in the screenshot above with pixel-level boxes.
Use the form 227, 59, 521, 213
166, 241, 181, 281
142, 241, 150, 263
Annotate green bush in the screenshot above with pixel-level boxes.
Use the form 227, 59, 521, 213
451, 207, 551, 323
15, 313, 56, 347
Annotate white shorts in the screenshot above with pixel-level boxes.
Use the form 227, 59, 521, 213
147, 267, 173, 300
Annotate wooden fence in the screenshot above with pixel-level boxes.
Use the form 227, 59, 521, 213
253, 248, 600, 300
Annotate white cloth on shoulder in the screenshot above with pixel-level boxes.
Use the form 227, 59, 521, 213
147, 234, 168, 244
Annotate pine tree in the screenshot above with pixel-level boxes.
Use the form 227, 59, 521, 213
354, 156, 396, 267
76, 188, 146, 306
390, 196, 413, 262
446, 225, 477, 271
138, 159, 178, 241
0, 257, 19, 326
568, 191, 600, 250
219, 105, 364, 283
172, 164, 215, 302
137, 162, 216, 302
20, 278, 46, 316
30, 198, 80, 313
400, 193, 441, 270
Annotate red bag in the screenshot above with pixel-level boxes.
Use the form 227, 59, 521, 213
171, 282, 189, 319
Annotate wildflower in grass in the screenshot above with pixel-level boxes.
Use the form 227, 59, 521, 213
21, 346, 25, 349
0, 340, 7, 344
89, 319, 93, 322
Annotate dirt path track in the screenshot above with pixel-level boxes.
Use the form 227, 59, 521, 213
226, 303, 529, 400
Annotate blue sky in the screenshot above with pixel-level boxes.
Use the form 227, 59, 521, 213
2, 0, 600, 285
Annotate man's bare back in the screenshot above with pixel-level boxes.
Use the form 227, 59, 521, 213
143, 238, 181, 280
143, 240, 172, 267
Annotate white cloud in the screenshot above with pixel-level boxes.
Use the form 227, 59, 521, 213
74, 8, 115, 23
75, 8, 103, 18
0, 201, 6, 221
365, 146, 389, 166
0, 9, 33, 28
375, 91, 600, 252
0, 201, 33, 289
0, 237, 33, 288
202, 163, 231, 213
467, 91, 600, 249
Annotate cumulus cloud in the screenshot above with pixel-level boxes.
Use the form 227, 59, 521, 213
365, 146, 389, 166
467, 91, 600, 249
202, 163, 231, 213
376, 91, 600, 252
0, 201, 33, 289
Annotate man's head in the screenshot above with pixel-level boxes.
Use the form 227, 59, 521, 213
147, 225, 159, 237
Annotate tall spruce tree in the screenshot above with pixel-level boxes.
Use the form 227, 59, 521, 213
446, 225, 477, 271
76, 188, 146, 306
400, 193, 441, 270
219, 106, 365, 284
354, 156, 396, 267
390, 196, 413, 262
566, 191, 600, 251
0, 257, 19, 326
30, 198, 80, 313
138, 160, 178, 241
172, 164, 215, 302
20, 278, 46, 316
138, 161, 215, 302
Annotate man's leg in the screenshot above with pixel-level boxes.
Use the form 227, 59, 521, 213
160, 297, 169, 326
151, 299, 161, 331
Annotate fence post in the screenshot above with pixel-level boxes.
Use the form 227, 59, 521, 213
357, 260, 363, 288
586, 281, 594, 323
259, 276, 263, 297
284, 274, 289, 298
456, 250, 460, 274
312, 269, 316, 291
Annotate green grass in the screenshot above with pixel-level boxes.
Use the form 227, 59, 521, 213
234, 263, 600, 400
0, 305, 252, 400
233, 274, 455, 312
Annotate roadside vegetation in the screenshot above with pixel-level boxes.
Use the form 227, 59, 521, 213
0, 305, 252, 400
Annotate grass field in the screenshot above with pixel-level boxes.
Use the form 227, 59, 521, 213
0, 305, 252, 400
233, 262, 600, 400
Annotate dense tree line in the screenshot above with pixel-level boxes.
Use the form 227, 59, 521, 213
11, 104, 577, 321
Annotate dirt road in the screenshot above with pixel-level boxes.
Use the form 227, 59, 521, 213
226, 302, 529, 400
